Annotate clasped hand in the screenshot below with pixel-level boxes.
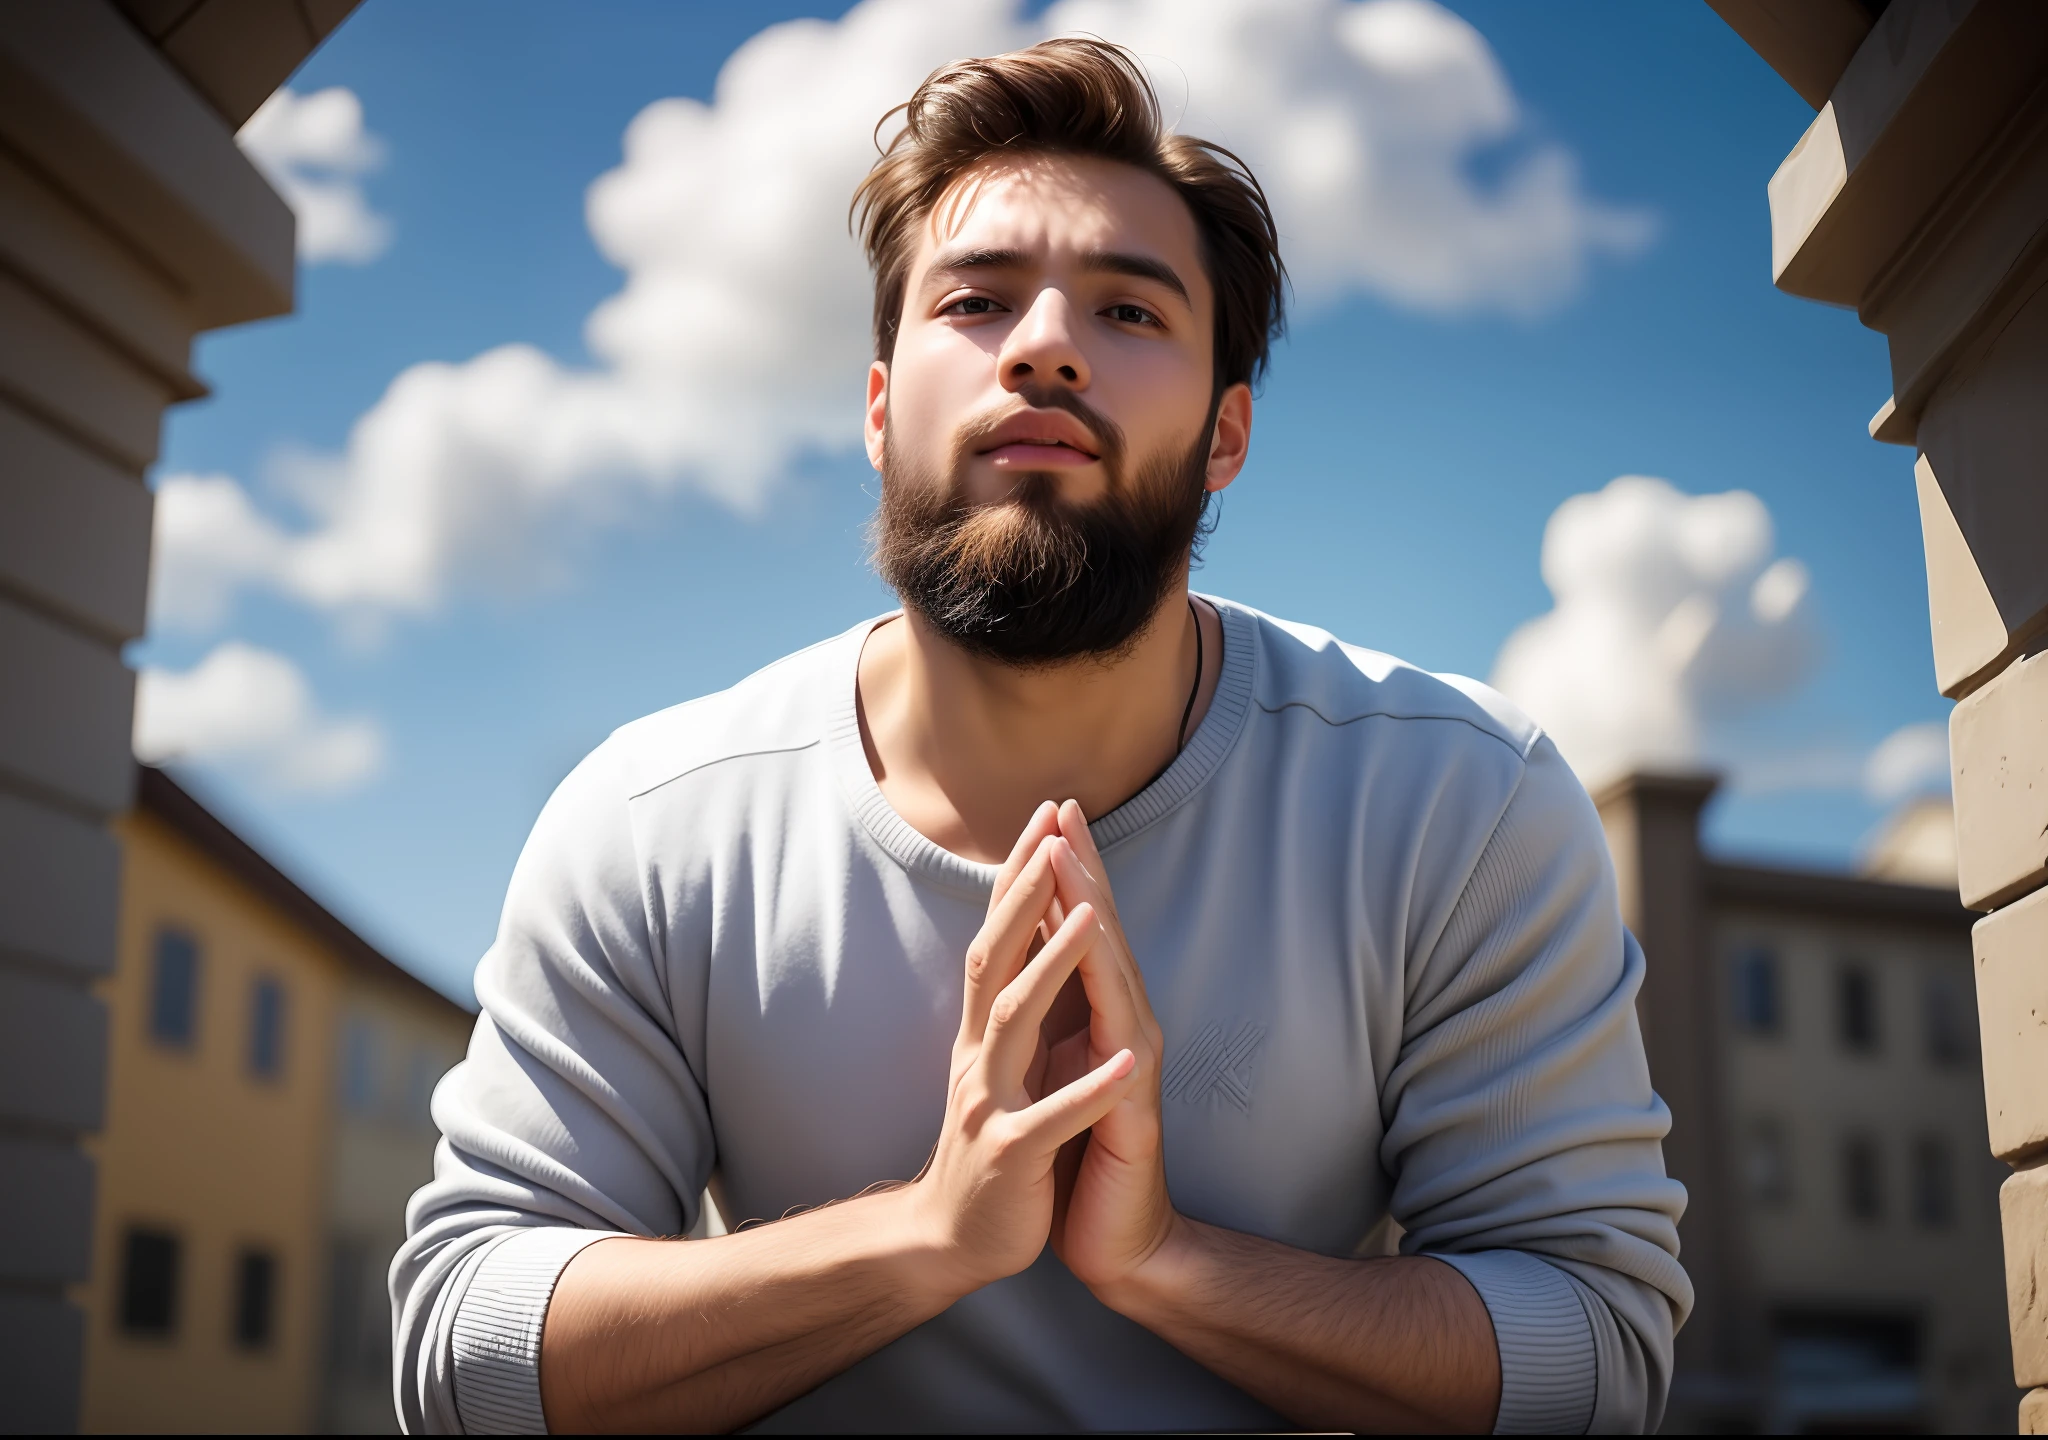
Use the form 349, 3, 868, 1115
909, 799, 1177, 1300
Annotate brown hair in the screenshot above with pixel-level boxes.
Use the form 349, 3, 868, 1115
852, 37, 1286, 392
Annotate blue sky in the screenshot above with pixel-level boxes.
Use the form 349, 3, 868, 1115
137, 0, 1948, 1003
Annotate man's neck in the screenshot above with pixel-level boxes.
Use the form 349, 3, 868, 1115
856, 590, 1224, 864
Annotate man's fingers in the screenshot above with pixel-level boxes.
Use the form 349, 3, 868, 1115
990, 801, 1061, 912
1056, 801, 1119, 922
1013, 1047, 1137, 1154
981, 902, 1097, 1093
960, 843, 1059, 1044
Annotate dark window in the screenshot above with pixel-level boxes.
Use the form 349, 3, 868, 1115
326, 1239, 389, 1382
1912, 1136, 1955, 1229
249, 977, 286, 1080
340, 1018, 379, 1114
1746, 1119, 1792, 1205
1842, 1134, 1883, 1221
1836, 963, 1879, 1054
149, 928, 200, 1048
233, 1249, 277, 1349
119, 1228, 181, 1336
1771, 1312, 1923, 1430
1923, 974, 1973, 1067
1732, 947, 1782, 1036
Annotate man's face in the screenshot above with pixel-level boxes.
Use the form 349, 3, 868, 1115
865, 153, 1251, 664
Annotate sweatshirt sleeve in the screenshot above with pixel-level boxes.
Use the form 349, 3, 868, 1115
391, 743, 713, 1434
1383, 734, 1694, 1435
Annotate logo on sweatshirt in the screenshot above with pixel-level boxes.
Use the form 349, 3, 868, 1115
1161, 1022, 1266, 1112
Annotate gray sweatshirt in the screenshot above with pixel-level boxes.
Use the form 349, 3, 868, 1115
393, 598, 1692, 1435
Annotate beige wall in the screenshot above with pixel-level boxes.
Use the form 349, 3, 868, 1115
80, 812, 342, 1433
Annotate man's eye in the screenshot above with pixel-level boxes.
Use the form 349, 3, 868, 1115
945, 296, 1002, 316
1106, 303, 1158, 326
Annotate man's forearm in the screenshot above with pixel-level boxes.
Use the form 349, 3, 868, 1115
1095, 1216, 1502, 1434
539, 1187, 966, 1433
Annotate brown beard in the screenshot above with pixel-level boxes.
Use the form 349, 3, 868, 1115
872, 387, 1213, 666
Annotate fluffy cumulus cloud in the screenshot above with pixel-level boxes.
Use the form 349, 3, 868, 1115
158, 0, 1649, 632
1490, 476, 1822, 792
133, 643, 384, 795
238, 86, 392, 265
1864, 720, 1951, 804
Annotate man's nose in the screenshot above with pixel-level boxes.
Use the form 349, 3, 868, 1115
997, 288, 1090, 394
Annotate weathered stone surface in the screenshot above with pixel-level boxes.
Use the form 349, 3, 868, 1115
1976, 887, 2048, 1162
2006, 1161, 2048, 1387
1953, 651, 2048, 911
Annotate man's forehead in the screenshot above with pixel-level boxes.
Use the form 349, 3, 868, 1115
915, 155, 1205, 287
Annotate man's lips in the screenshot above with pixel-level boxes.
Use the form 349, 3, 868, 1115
980, 440, 1098, 467
973, 409, 1103, 465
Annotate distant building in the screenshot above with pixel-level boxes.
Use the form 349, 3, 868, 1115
76, 768, 470, 1433
1598, 773, 2012, 1433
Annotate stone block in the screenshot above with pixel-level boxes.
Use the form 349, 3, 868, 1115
0, 399, 154, 646
1915, 277, 2048, 697
0, 0, 294, 327
0, 269, 169, 472
0, 144, 199, 391
0, 1290, 82, 1432
1977, 887, 2048, 1162
0, 1135, 94, 1286
0, 964, 105, 1133
1953, 650, 2048, 911
2026, 1387, 2048, 1435
0, 593, 136, 819
2008, 1161, 2048, 1387
0, 788, 120, 975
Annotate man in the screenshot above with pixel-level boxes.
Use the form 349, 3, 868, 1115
396, 39, 1689, 1435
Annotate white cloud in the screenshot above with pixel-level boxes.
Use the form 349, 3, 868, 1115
164, 0, 1648, 632
238, 86, 392, 265
133, 642, 384, 796
1864, 720, 1950, 804
1489, 476, 1823, 792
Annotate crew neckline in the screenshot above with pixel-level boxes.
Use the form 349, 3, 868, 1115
825, 597, 1257, 896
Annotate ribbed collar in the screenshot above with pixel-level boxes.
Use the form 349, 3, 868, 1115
825, 597, 1257, 897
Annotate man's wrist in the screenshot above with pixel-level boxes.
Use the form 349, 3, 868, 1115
865, 1182, 990, 1309
1083, 1210, 1209, 1322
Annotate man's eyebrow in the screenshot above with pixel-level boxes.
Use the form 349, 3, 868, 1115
1081, 251, 1189, 305
921, 247, 1191, 306
924, 246, 1029, 279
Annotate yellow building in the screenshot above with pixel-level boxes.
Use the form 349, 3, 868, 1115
77, 767, 471, 1433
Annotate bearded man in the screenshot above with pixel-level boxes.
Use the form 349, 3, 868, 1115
395, 39, 1690, 1436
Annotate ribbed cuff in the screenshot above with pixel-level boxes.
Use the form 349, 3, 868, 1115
452, 1227, 620, 1435
1432, 1250, 1596, 1435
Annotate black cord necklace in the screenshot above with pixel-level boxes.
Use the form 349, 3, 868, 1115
1175, 597, 1203, 755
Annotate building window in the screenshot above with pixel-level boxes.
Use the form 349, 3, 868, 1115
233, 1248, 277, 1349
149, 928, 200, 1048
341, 1017, 380, 1114
1836, 963, 1879, 1054
1842, 1134, 1884, 1221
119, 1227, 181, 1336
1911, 1136, 1955, 1229
248, 976, 287, 1080
1922, 973, 1973, 1068
1745, 1119, 1792, 1206
326, 1238, 389, 1382
1732, 946, 1782, 1036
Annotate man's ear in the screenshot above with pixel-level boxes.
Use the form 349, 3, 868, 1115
865, 361, 890, 472
1204, 382, 1253, 494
